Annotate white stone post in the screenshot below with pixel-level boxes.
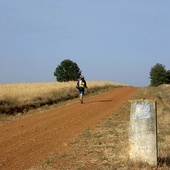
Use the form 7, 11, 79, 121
129, 99, 157, 166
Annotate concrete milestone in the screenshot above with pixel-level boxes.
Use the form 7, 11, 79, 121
129, 99, 157, 166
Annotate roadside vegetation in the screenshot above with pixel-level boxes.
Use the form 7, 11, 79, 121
35, 85, 169, 170
0, 81, 125, 116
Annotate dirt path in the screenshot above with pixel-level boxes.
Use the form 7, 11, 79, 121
0, 86, 138, 170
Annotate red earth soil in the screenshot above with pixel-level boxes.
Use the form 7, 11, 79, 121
0, 86, 138, 170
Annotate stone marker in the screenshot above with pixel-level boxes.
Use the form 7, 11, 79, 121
129, 99, 157, 166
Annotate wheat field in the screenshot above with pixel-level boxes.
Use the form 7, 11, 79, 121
0, 81, 126, 115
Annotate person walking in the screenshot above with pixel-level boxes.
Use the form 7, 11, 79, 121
76, 75, 88, 104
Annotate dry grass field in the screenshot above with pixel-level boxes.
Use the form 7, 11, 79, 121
0, 81, 125, 116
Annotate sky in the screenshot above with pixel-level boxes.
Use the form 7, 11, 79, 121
0, 0, 170, 87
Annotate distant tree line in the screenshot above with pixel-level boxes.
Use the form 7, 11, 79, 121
150, 63, 170, 86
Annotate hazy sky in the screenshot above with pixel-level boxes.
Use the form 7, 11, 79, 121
0, 1, 170, 87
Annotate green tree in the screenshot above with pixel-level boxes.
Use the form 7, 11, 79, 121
54, 59, 81, 82
149, 63, 167, 86
166, 70, 170, 84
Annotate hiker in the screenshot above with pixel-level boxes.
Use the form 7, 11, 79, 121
76, 75, 88, 104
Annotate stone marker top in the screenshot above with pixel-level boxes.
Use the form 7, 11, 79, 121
129, 99, 156, 103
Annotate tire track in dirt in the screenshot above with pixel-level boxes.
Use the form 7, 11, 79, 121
0, 86, 138, 170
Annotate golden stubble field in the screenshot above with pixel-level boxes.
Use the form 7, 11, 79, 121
0, 81, 125, 116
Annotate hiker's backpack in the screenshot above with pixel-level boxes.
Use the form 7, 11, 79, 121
76, 78, 84, 89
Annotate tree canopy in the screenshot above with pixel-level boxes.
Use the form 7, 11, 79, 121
54, 59, 81, 82
149, 63, 170, 86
